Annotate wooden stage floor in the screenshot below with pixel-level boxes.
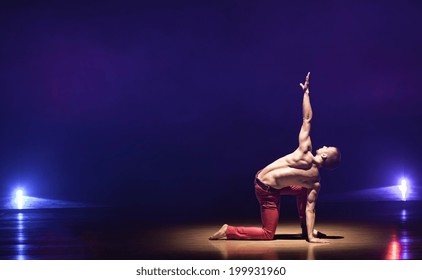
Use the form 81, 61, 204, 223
0, 200, 421, 260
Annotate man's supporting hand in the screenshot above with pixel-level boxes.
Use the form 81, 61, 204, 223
302, 227, 328, 239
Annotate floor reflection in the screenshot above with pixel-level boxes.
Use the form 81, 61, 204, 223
400, 230, 410, 260
386, 232, 401, 260
16, 212, 27, 260
0, 200, 421, 260
208, 240, 280, 260
385, 207, 412, 260
401, 209, 407, 222
207, 236, 332, 260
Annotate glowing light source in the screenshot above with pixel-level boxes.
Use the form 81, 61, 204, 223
398, 179, 408, 201
14, 189, 25, 209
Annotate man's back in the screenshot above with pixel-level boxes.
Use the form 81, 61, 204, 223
257, 149, 320, 189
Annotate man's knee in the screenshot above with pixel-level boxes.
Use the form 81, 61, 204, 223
261, 200, 279, 209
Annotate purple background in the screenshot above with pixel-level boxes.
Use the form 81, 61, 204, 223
1, 0, 421, 217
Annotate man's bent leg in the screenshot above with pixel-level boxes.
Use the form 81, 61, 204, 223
294, 186, 307, 235
226, 184, 280, 240
279, 186, 307, 235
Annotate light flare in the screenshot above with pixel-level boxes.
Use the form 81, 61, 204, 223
398, 178, 408, 201
14, 189, 25, 209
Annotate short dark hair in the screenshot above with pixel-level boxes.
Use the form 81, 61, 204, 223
323, 147, 341, 170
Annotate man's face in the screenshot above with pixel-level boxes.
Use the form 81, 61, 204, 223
317, 146, 334, 156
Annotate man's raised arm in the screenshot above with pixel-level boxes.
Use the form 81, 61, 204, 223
298, 72, 312, 152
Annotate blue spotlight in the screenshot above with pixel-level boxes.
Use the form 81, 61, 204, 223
14, 188, 25, 209
398, 178, 408, 201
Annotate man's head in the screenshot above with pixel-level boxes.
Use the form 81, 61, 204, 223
316, 146, 341, 170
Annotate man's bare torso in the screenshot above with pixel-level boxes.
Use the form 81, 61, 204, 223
257, 149, 320, 189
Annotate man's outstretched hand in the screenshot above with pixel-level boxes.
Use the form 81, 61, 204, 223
300, 72, 310, 93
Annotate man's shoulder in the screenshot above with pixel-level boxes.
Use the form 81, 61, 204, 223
288, 148, 313, 159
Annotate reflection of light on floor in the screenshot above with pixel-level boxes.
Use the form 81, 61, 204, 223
385, 208, 412, 260
399, 208, 411, 260
386, 232, 401, 260
401, 209, 407, 222
16, 212, 27, 260
153, 223, 402, 260
400, 230, 410, 260
17, 213, 25, 231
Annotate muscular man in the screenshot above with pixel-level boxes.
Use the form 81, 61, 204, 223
209, 72, 340, 243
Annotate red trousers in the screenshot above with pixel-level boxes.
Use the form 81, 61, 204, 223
226, 179, 307, 240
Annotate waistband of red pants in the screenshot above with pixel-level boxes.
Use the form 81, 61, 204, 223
255, 171, 278, 192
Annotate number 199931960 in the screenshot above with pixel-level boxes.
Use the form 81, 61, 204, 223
228, 266, 286, 276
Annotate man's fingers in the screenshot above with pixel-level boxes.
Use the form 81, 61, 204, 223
305, 72, 310, 84
300, 72, 310, 90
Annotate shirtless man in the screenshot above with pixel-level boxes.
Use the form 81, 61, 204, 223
209, 72, 340, 243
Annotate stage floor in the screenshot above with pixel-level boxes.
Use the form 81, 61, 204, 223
0, 200, 421, 260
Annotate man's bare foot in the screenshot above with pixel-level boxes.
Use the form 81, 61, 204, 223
209, 224, 228, 240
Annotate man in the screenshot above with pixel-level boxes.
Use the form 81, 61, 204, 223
209, 72, 340, 243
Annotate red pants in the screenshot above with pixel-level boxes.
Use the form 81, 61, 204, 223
226, 179, 307, 240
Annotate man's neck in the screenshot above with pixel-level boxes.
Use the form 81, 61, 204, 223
312, 156, 323, 168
